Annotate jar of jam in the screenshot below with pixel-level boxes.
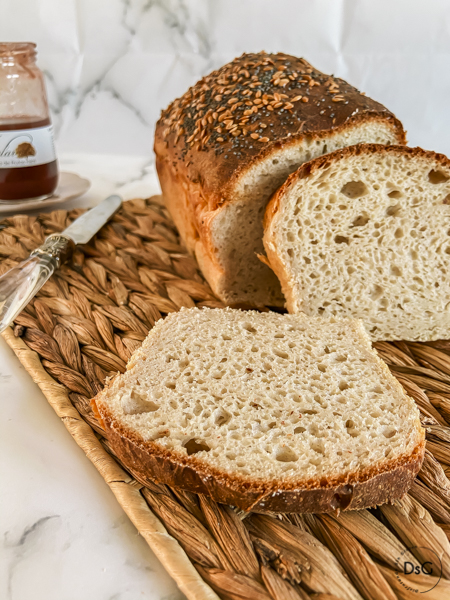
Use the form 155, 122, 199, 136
0, 42, 58, 201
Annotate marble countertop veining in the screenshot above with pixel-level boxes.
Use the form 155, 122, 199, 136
0, 155, 186, 600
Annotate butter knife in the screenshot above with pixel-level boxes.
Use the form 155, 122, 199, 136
0, 194, 122, 333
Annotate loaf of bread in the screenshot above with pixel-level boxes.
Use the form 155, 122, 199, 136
154, 52, 405, 308
264, 144, 450, 341
93, 307, 424, 513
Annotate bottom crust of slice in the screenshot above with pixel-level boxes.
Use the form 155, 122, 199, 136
97, 405, 425, 514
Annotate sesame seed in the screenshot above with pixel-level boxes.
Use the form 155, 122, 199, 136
159, 52, 360, 157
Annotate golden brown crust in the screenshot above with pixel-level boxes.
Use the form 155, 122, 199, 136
95, 401, 425, 514
154, 52, 405, 209
263, 143, 450, 313
155, 53, 405, 305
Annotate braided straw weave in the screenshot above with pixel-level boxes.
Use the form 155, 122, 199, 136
1, 196, 450, 600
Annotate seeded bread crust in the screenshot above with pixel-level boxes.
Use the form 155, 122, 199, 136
263, 144, 450, 316
155, 52, 405, 212
93, 403, 424, 513
154, 52, 405, 306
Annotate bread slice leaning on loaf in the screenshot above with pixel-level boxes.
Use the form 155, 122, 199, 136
264, 144, 450, 341
93, 307, 424, 513
154, 52, 405, 308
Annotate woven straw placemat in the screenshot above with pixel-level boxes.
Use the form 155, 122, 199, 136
1, 196, 450, 600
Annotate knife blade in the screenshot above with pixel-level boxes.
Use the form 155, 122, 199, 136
0, 194, 122, 333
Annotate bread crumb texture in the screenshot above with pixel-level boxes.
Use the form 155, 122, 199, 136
98, 307, 422, 484
267, 145, 450, 340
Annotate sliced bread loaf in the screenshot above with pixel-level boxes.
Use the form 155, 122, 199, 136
93, 307, 424, 513
264, 144, 450, 341
155, 52, 405, 308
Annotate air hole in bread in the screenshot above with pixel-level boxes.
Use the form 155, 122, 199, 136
274, 349, 289, 359
443, 194, 450, 205
335, 235, 349, 244
294, 426, 306, 434
122, 391, 160, 415
335, 354, 347, 362
390, 265, 402, 277
340, 181, 368, 199
370, 284, 383, 300
165, 381, 176, 389
311, 440, 324, 454
383, 426, 397, 439
339, 380, 349, 391
345, 420, 359, 438
243, 323, 257, 333
184, 438, 210, 455
352, 214, 370, 227
221, 334, 232, 341
386, 203, 401, 217
428, 169, 449, 184
387, 189, 402, 199
275, 446, 298, 462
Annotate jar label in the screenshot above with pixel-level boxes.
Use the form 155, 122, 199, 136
0, 125, 56, 169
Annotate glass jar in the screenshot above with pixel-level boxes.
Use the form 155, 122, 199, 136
0, 42, 58, 202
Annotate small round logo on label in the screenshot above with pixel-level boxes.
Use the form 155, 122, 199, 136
395, 546, 442, 594
15, 142, 36, 159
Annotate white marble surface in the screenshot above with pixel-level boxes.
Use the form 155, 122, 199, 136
0, 157, 188, 600
2, 0, 450, 159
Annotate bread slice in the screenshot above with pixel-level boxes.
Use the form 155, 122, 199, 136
93, 307, 424, 513
155, 52, 405, 308
264, 144, 450, 341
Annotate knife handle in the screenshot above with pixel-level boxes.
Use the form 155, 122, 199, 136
0, 234, 74, 333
